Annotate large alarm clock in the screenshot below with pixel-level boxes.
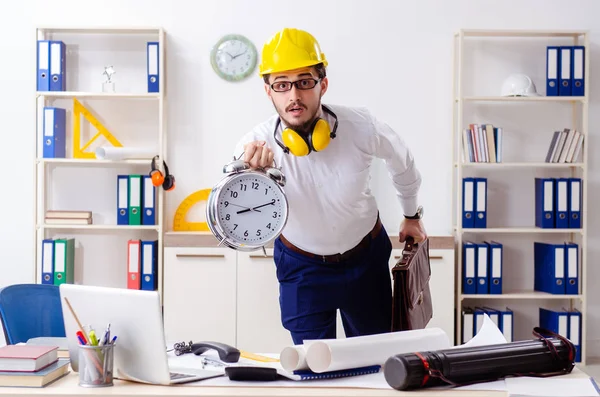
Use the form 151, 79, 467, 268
206, 159, 289, 251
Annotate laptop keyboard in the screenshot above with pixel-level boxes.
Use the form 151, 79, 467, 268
170, 372, 195, 380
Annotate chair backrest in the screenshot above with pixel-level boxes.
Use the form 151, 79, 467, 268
0, 284, 66, 344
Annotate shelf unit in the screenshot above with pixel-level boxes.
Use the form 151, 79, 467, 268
33, 27, 167, 300
452, 29, 589, 363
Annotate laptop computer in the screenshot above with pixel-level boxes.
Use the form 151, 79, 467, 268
59, 284, 223, 385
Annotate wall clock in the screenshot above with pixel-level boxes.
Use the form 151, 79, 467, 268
210, 34, 258, 82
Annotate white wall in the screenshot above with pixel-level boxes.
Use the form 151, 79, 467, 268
0, 0, 599, 351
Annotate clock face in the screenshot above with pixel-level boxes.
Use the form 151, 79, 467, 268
215, 173, 287, 246
211, 34, 258, 82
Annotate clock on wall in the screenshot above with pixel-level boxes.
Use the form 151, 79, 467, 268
210, 34, 258, 82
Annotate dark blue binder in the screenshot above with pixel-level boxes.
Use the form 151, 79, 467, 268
559, 46, 572, 96
486, 241, 502, 295
117, 175, 129, 225
535, 178, 555, 228
474, 178, 487, 228
568, 309, 582, 362
141, 240, 158, 291
565, 242, 579, 295
534, 242, 565, 294
462, 242, 476, 294
142, 175, 156, 225
462, 177, 475, 228
476, 243, 488, 294
539, 307, 568, 337
572, 46, 585, 96
147, 42, 159, 92
568, 178, 582, 228
555, 178, 569, 228
546, 46, 559, 96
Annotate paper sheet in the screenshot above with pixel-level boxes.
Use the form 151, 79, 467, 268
95, 146, 156, 160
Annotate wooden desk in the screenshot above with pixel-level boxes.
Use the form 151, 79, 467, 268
0, 371, 504, 396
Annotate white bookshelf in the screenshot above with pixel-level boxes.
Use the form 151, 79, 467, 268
452, 29, 589, 363
33, 27, 167, 300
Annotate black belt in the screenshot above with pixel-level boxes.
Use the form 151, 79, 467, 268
279, 217, 383, 263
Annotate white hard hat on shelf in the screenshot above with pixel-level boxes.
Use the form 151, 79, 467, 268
500, 74, 540, 97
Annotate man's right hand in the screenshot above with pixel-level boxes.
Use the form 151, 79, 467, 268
244, 141, 274, 169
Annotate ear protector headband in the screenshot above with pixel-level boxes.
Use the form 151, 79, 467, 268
150, 155, 175, 191
273, 105, 338, 156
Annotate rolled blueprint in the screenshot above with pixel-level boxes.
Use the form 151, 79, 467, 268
305, 327, 450, 373
280, 345, 309, 372
95, 146, 156, 160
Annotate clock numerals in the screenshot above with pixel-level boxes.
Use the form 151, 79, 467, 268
251, 182, 259, 190
225, 214, 231, 221
240, 184, 247, 191
256, 229, 261, 236
230, 191, 238, 198
233, 224, 238, 230
266, 223, 271, 229
272, 211, 278, 218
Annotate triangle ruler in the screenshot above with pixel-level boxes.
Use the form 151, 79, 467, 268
73, 98, 123, 159
173, 189, 211, 231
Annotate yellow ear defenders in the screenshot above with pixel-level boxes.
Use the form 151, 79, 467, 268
150, 155, 175, 191
273, 105, 338, 156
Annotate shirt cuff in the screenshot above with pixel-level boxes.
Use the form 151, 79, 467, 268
399, 197, 419, 218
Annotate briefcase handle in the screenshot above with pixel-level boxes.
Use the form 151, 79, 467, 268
394, 236, 424, 271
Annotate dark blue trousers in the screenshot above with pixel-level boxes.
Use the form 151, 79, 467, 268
273, 225, 393, 344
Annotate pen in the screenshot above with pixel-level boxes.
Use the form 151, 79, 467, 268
77, 335, 86, 345
76, 331, 87, 345
111, 336, 117, 345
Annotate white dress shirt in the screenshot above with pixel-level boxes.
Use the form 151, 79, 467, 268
234, 104, 421, 255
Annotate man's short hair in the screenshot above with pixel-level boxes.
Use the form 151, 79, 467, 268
263, 63, 327, 85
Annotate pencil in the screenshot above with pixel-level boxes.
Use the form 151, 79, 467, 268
63, 297, 89, 344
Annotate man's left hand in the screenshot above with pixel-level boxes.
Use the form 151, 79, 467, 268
399, 219, 427, 243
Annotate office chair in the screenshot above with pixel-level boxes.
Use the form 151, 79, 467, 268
0, 284, 66, 344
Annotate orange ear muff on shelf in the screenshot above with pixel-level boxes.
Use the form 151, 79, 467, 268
150, 155, 176, 191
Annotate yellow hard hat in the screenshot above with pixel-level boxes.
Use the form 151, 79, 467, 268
259, 28, 328, 76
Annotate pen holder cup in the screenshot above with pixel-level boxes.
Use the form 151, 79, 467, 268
78, 343, 115, 387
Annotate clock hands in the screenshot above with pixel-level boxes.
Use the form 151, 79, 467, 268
233, 200, 275, 214
231, 49, 247, 59
252, 200, 276, 211
228, 203, 261, 214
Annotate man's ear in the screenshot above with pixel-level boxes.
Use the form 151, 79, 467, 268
319, 77, 329, 97
264, 83, 272, 99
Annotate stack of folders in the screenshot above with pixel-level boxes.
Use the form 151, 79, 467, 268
45, 210, 92, 225
534, 241, 579, 295
462, 241, 503, 295
546, 46, 585, 97
534, 177, 582, 229
117, 175, 157, 226
42, 107, 67, 159
539, 307, 582, 362
40, 238, 75, 286
36, 40, 66, 92
462, 307, 513, 344
462, 124, 502, 163
545, 129, 584, 163
126, 239, 158, 291
461, 177, 487, 228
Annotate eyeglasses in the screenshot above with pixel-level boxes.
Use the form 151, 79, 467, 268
270, 78, 320, 93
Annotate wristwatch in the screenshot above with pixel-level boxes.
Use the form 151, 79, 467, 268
404, 205, 424, 220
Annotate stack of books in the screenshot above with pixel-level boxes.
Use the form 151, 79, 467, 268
45, 210, 92, 225
545, 129, 584, 163
0, 345, 69, 387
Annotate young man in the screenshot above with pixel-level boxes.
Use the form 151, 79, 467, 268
233, 27, 426, 345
